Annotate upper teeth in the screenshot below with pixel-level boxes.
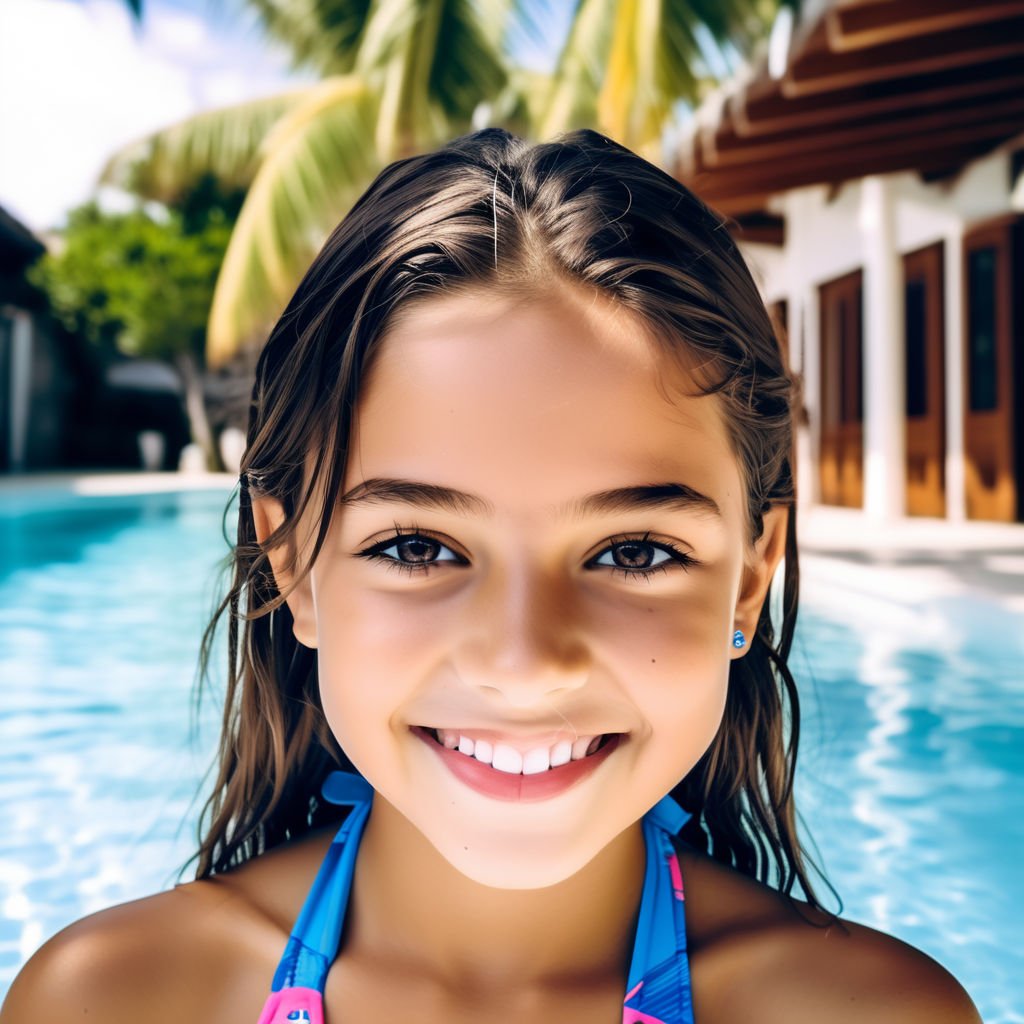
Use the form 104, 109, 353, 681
437, 730, 603, 774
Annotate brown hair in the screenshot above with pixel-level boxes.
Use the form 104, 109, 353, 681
195, 128, 828, 909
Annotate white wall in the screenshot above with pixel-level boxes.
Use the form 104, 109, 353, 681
736, 145, 1017, 520
748, 148, 1013, 307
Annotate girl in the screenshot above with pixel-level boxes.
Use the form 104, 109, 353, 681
2, 129, 980, 1024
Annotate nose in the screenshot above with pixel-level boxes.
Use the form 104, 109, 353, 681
453, 562, 591, 706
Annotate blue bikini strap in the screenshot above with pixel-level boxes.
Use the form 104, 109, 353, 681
268, 772, 374, 993
624, 792, 695, 1024
272, 772, 695, 1024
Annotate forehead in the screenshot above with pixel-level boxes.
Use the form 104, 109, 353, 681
348, 286, 744, 523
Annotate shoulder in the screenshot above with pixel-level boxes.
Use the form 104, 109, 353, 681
0, 882, 270, 1024
0, 827, 336, 1024
676, 845, 981, 1024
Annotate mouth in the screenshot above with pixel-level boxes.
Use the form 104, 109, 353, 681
411, 726, 623, 802
420, 727, 616, 773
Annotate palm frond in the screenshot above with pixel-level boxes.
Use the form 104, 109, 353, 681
486, 67, 557, 139
243, 0, 375, 75
357, 0, 508, 157
536, 0, 614, 141
99, 89, 311, 205
477, 0, 550, 62
206, 75, 379, 365
597, 0, 703, 154
546, 0, 783, 152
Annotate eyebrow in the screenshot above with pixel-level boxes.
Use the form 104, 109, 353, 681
339, 478, 722, 520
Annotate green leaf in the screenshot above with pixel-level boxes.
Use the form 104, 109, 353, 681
543, 0, 783, 152
206, 75, 379, 365
99, 89, 311, 205
243, 0, 376, 75
536, 0, 614, 141
357, 0, 508, 157
485, 66, 557, 138
30, 201, 231, 364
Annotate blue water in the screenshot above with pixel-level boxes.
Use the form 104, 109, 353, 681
792, 575, 1024, 1024
0, 486, 229, 992
0, 485, 1021, 1021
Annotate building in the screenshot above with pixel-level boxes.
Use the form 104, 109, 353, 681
677, 0, 1024, 523
0, 204, 72, 472
0, 204, 191, 474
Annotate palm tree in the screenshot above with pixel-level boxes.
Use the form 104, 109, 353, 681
102, 0, 789, 365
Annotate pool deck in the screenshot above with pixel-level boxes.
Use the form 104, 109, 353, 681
0, 470, 237, 496
3, 471, 1022, 612
799, 503, 1024, 615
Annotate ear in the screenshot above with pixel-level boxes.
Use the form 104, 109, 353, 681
730, 504, 789, 659
251, 496, 318, 649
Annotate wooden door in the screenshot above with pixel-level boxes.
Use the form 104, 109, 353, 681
963, 218, 1021, 522
903, 244, 946, 517
818, 270, 864, 508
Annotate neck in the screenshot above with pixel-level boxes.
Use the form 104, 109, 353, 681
345, 795, 646, 991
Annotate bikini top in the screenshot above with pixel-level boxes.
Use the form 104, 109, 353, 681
256, 771, 696, 1024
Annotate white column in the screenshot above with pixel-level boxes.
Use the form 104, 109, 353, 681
782, 187, 820, 513
942, 226, 966, 521
786, 289, 803, 377
859, 175, 905, 520
799, 283, 820, 510
9, 311, 33, 473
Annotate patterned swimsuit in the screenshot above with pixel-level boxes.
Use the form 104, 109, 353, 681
257, 771, 696, 1024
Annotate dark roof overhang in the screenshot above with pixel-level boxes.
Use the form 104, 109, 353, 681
677, 0, 1024, 217
0, 204, 45, 273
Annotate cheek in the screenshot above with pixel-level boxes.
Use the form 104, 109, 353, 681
310, 576, 449, 755
591, 566, 734, 674
590, 582, 734, 753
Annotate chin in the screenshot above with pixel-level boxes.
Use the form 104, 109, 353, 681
431, 830, 603, 891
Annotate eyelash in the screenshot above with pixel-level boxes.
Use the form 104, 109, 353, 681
355, 528, 699, 581
589, 533, 699, 580
356, 527, 466, 577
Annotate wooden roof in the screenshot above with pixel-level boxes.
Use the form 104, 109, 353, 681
676, 0, 1024, 217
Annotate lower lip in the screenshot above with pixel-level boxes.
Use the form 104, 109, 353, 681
412, 727, 622, 802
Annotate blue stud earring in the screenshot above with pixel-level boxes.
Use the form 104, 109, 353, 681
732, 629, 746, 649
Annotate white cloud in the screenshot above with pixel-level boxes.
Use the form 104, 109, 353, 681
0, 0, 306, 231
146, 4, 214, 60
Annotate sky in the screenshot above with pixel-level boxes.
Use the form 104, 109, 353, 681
0, 0, 311, 231
0, 0, 567, 234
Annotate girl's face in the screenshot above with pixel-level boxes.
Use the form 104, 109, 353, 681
266, 284, 786, 889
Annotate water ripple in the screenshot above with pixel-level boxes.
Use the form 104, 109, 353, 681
1, 492, 1021, 1021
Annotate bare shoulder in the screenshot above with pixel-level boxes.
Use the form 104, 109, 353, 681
0, 827, 335, 1024
1, 884, 250, 1024
677, 845, 982, 1024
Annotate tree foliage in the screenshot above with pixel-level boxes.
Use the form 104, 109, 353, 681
30, 180, 241, 366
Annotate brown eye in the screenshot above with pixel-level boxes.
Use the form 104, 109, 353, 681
592, 541, 673, 572
586, 537, 696, 580
358, 531, 468, 576
609, 542, 659, 569
394, 537, 440, 563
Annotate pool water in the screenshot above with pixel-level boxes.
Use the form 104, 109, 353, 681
794, 566, 1024, 1024
1, 486, 1021, 1021
0, 487, 228, 990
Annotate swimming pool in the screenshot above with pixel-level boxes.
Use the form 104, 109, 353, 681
0, 484, 1021, 1021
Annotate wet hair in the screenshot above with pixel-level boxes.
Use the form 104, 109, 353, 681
195, 128, 825, 909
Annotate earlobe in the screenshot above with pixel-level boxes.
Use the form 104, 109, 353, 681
251, 496, 319, 649
730, 504, 789, 658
